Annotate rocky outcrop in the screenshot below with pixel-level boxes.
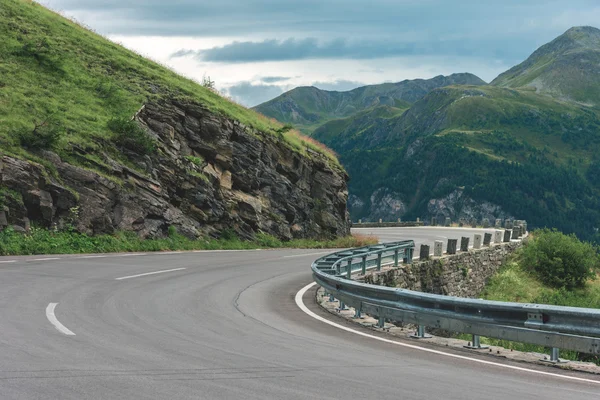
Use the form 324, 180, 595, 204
0, 99, 350, 240
427, 189, 511, 224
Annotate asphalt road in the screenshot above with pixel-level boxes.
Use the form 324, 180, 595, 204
0, 227, 598, 399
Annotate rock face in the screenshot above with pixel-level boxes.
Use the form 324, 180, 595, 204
0, 100, 350, 240
427, 190, 512, 224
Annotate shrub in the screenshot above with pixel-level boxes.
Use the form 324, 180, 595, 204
107, 117, 156, 155
18, 117, 64, 150
521, 229, 599, 289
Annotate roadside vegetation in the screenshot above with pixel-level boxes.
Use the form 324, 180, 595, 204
473, 229, 600, 364
0, 226, 377, 256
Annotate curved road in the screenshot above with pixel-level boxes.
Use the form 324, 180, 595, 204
0, 227, 598, 399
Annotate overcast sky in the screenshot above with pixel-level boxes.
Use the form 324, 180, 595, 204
41, 0, 600, 106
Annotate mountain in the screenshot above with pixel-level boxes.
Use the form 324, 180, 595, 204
492, 26, 600, 105
311, 28, 600, 242
253, 73, 486, 133
0, 0, 349, 240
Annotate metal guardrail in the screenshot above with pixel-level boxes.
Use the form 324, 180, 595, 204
311, 240, 600, 360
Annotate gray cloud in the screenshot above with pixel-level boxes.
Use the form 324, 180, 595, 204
261, 76, 292, 83
171, 36, 527, 63
225, 82, 285, 107
40, 0, 600, 65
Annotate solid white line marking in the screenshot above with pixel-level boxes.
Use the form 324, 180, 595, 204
78, 255, 107, 259
0, 260, 16, 264
115, 253, 147, 257
283, 251, 332, 258
32, 258, 61, 261
46, 303, 75, 336
295, 282, 600, 385
115, 267, 186, 280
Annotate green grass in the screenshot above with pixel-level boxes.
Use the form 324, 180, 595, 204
0, 0, 340, 170
0, 227, 378, 256
469, 256, 600, 364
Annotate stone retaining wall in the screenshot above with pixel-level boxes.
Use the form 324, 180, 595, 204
363, 241, 522, 298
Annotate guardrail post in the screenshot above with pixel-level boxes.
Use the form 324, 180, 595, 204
460, 237, 470, 252
419, 245, 430, 260
403, 248, 413, 264
347, 259, 352, 279
473, 234, 482, 249
394, 250, 399, 266
377, 315, 385, 328
353, 304, 362, 319
361, 256, 367, 275
410, 325, 432, 339
328, 294, 335, 302
447, 239, 458, 255
464, 334, 489, 349
551, 347, 560, 362
541, 347, 567, 363
483, 233, 492, 246
434, 241, 443, 257
339, 301, 347, 311
376, 253, 382, 271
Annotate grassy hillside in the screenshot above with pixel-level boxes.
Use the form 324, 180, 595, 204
492, 26, 600, 106
0, 0, 338, 171
253, 73, 485, 134
312, 104, 408, 151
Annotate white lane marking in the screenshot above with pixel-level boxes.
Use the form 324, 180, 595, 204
45, 303, 75, 336
78, 255, 107, 259
156, 251, 183, 255
295, 282, 600, 385
0, 260, 16, 264
115, 267, 186, 281
283, 251, 332, 258
115, 253, 147, 257
32, 258, 61, 261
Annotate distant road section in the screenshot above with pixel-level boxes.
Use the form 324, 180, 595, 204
352, 226, 497, 252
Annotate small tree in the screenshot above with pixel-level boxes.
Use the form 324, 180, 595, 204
201, 74, 215, 90
521, 229, 599, 289
18, 115, 64, 150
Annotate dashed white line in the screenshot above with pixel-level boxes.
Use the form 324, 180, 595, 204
32, 258, 61, 261
115, 267, 186, 280
45, 303, 75, 336
295, 282, 600, 385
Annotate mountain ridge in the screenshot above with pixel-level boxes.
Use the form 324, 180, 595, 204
253, 73, 486, 133
492, 26, 600, 105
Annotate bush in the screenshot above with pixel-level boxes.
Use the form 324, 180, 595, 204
521, 229, 599, 289
18, 117, 64, 150
107, 117, 156, 155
